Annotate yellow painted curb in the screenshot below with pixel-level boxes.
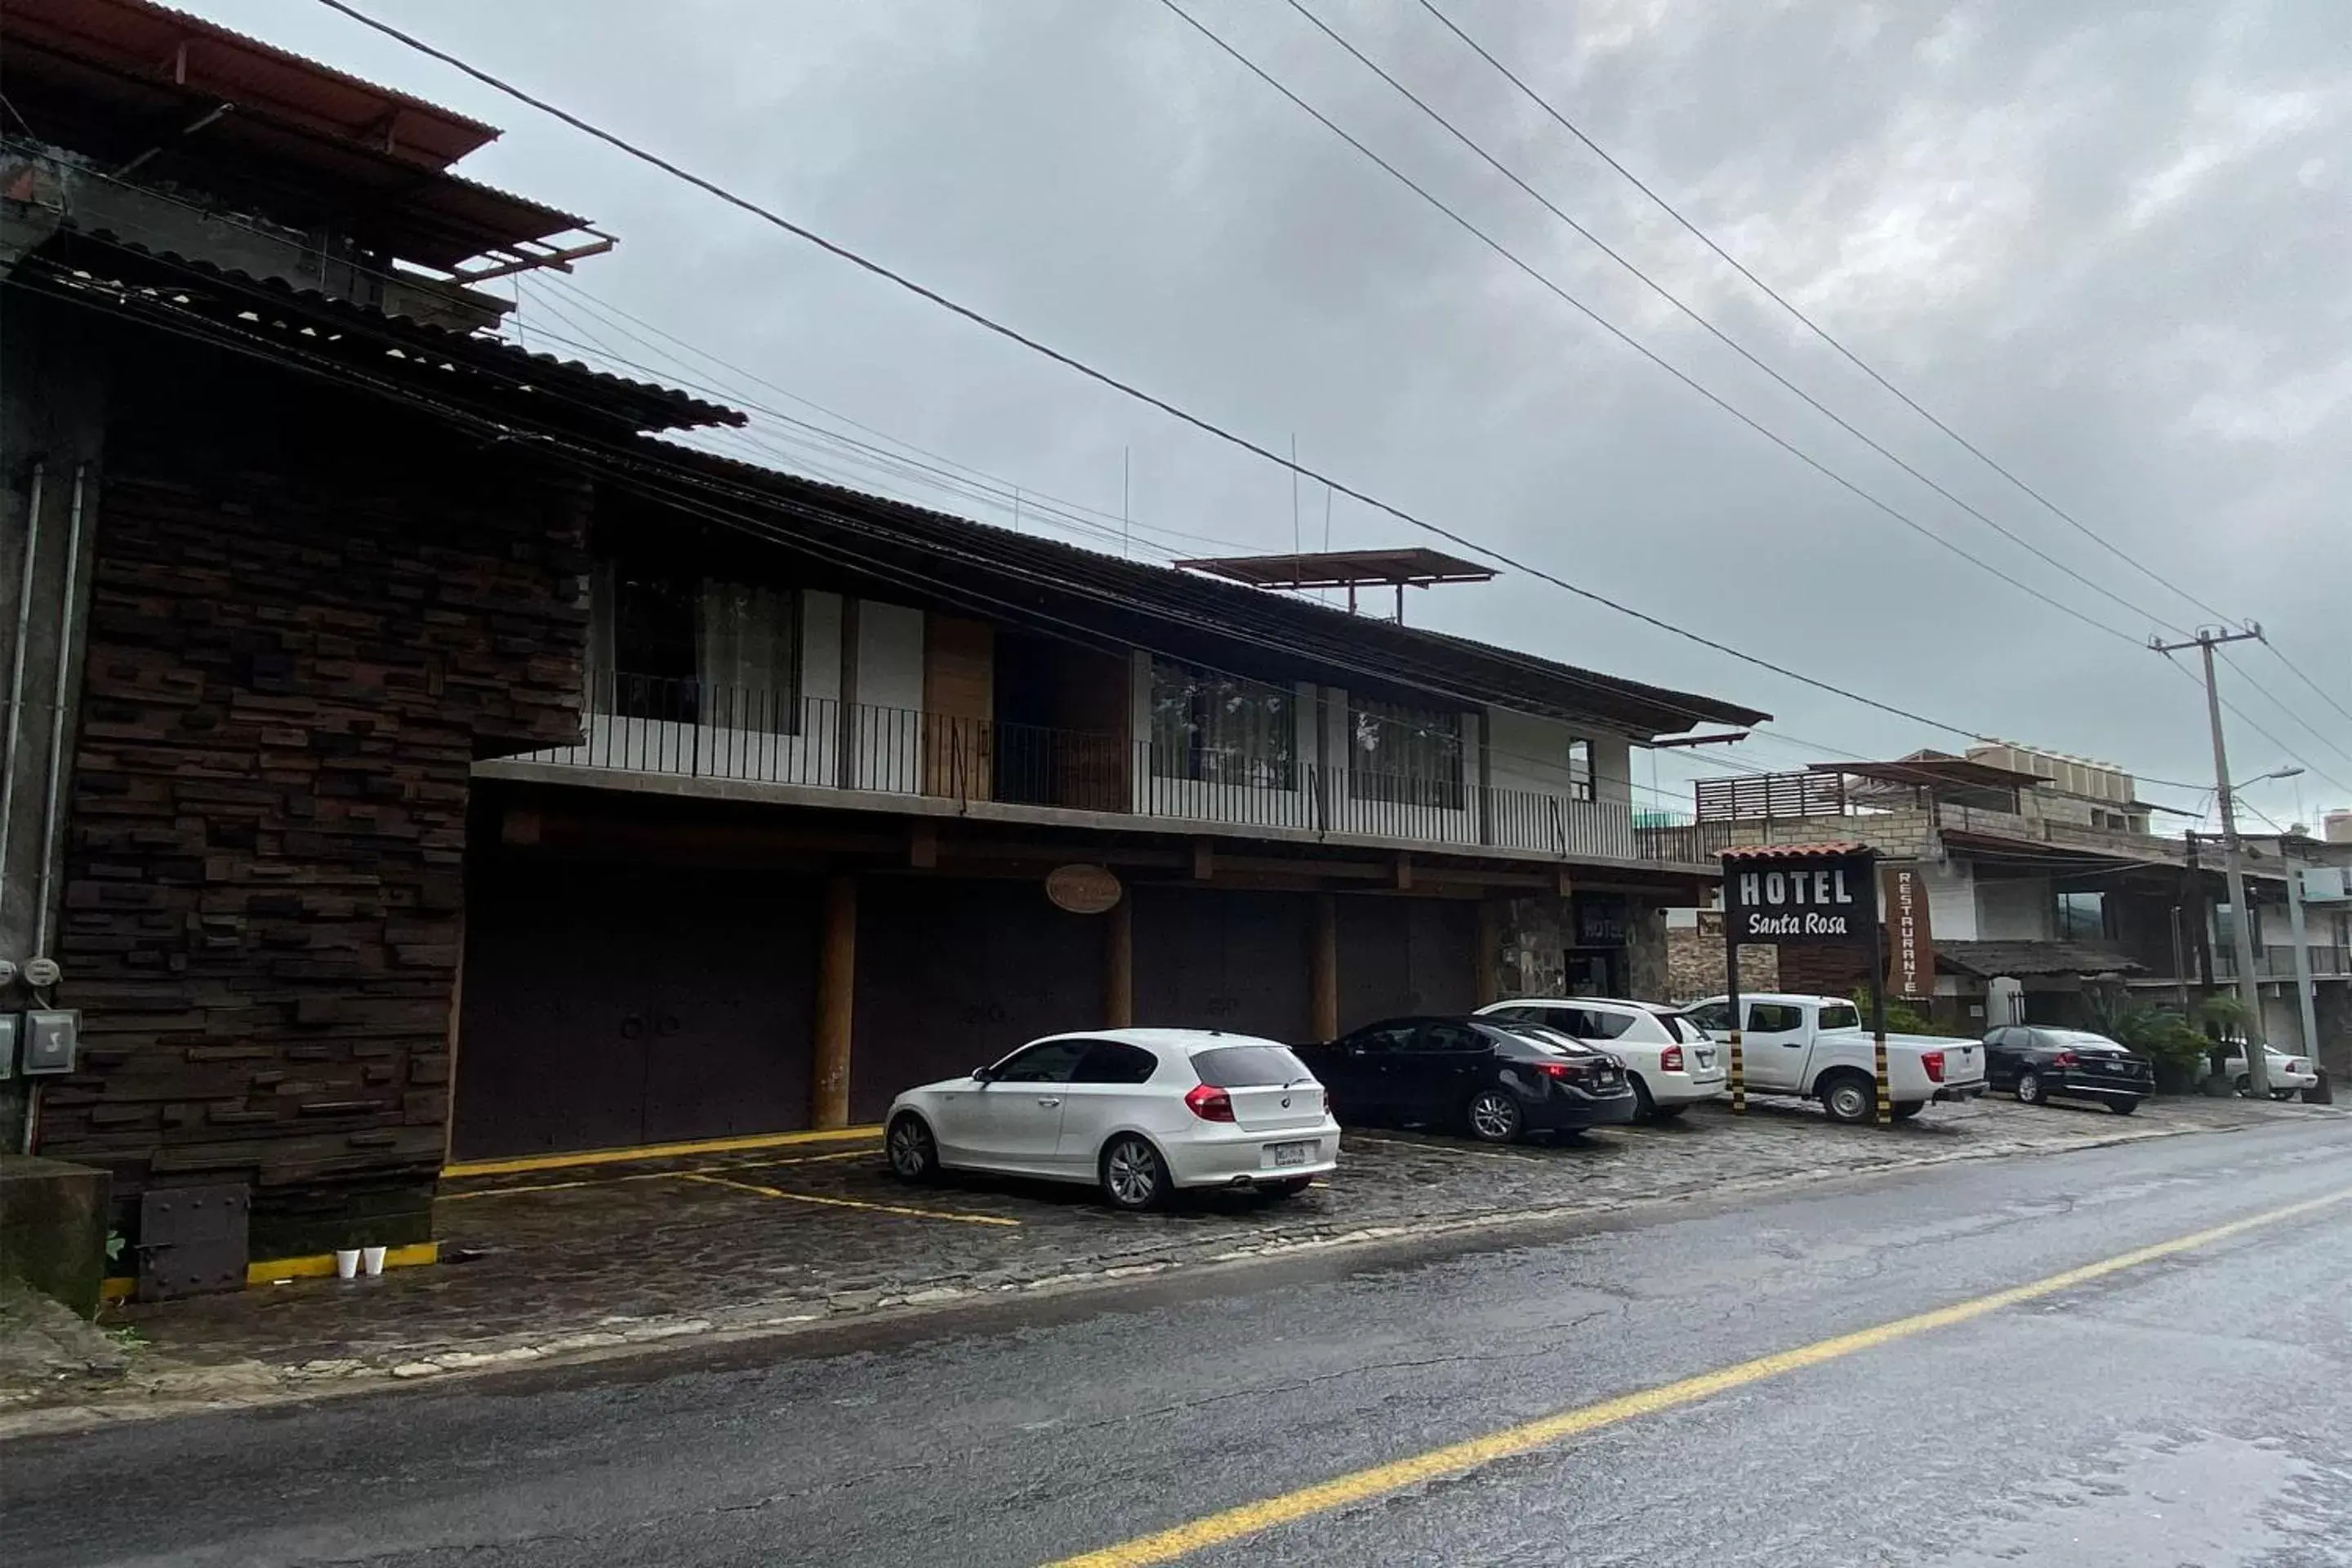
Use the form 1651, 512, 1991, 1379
440, 1125, 884, 1179
99, 1241, 441, 1301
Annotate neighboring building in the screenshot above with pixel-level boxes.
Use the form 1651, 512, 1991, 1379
1682, 746, 2351, 1074
1, 2, 1770, 1267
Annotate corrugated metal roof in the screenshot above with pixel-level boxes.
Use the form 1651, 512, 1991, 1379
29, 228, 742, 433
1936, 940, 2145, 978
630, 440, 1770, 736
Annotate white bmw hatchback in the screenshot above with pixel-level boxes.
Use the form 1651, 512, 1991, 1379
884, 1028, 1342, 1210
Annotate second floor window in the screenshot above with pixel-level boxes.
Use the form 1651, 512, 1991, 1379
1148, 660, 1295, 788
602, 568, 799, 734
1567, 737, 1595, 802
1350, 697, 1463, 809
2054, 890, 2108, 942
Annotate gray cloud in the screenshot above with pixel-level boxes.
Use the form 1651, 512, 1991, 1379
198, 0, 2352, 823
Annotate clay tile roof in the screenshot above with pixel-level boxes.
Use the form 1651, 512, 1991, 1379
1719, 842, 1873, 861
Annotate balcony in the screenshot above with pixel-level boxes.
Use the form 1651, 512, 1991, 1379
479, 675, 1737, 870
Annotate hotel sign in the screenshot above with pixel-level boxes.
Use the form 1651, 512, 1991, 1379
1882, 863, 1936, 1000
1722, 849, 1878, 947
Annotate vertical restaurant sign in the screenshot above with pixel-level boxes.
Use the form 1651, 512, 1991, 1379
1882, 862, 1936, 1000
1721, 849, 1878, 946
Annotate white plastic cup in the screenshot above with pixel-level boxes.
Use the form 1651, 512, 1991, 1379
334, 1248, 361, 1281
361, 1245, 387, 1277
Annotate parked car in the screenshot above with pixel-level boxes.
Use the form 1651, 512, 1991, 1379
1472, 997, 1726, 1120
884, 1028, 1341, 1210
1980, 1026, 2152, 1113
2218, 1046, 2320, 1100
1682, 993, 1989, 1124
1293, 1015, 1638, 1144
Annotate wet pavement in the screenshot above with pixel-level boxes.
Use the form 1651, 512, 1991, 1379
3, 1110, 2347, 1566
2, 1092, 2329, 1426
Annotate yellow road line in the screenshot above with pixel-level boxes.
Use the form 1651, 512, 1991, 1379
674, 1169, 1020, 1227
439, 1147, 884, 1203
1342, 1134, 1539, 1165
1047, 1186, 2352, 1567
441, 1125, 881, 1179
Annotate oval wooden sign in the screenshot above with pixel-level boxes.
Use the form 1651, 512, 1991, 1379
1045, 863, 1123, 915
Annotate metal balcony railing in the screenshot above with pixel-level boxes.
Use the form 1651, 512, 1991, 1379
507, 673, 1729, 866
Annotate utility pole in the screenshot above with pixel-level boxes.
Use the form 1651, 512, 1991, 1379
2283, 840, 2319, 1081
2151, 626, 2269, 1095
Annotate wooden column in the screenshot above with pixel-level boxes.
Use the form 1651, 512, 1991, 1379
1476, 899, 1503, 1008
1311, 892, 1340, 1041
813, 874, 857, 1129
1105, 893, 1134, 1028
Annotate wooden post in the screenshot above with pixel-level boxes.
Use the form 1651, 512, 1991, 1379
813, 874, 857, 1129
1311, 892, 1339, 1040
1476, 899, 1503, 1008
1106, 892, 1134, 1028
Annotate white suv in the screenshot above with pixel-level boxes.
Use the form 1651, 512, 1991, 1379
1473, 999, 1726, 1120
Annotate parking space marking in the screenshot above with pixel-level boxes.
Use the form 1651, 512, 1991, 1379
441, 1125, 883, 1180
1047, 1186, 2352, 1566
1341, 1134, 1543, 1165
439, 1147, 885, 1205
674, 1170, 1022, 1227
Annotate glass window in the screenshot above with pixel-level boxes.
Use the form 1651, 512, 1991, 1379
1148, 660, 1295, 789
1577, 1009, 1639, 1040
1421, 1022, 1488, 1054
1071, 1040, 1160, 1085
1483, 1005, 1544, 1026
2055, 890, 2108, 942
1566, 737, 1595, 802
1683, 1002, 1732, 1035
1816, 1003, 1860, 1031
604, 569, 798, 733
1192, 1043, 1312, 1086
1657, 1013, 1708, 1044
1344, 1022, 1422, 1055
697, 580, 799, 734
989, 1039, 1094, 1083
1484, 1022, 1577, 1056
1348, 697, 1464, 809
1749, 1001, 1807, 1033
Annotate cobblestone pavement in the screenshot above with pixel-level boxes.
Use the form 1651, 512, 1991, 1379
3, 1091, 2332, 1431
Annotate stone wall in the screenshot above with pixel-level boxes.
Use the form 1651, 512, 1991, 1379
33, 326, 591, 1256
1492, 893, 1568, 998
1664, 928, 1780, 1001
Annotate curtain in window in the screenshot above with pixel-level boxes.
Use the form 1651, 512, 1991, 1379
1349, 697, 1463, 808
1148, 661, 1295, 788
697, 580, 798, 734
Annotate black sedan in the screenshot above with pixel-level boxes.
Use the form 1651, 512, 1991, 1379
1981, 1026, 2153, 1113
1294, 1016, 1639, 1143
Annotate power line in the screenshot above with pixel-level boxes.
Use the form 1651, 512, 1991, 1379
306, 0, 2087, 754
2215, 646, 2352, 774
1410, 0, 2243, 633
1279, 0, 2186, 643
2263, 641, 2352, 735
2155, 648, 2352, 800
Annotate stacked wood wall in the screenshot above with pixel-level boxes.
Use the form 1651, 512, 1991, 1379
33, 336, 591, 1256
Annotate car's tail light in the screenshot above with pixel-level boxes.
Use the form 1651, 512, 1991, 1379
1534, 1061, 1580, 1080
1920, 1049, 1945, 1084
1660, 1045, 1685, 1072
2287, 1059, 2309, 1075
1183, 1083, 1235, 1122
2050, 1049, 2078, 1068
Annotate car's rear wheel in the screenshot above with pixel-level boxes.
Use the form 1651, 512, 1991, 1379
1649, 1102, 1689, 1122
886, 1113, 939, 1183
1466, 1089, 1524, 1143
2108, 1098, 2140, 1116
1890, 1101, 1925, 1121
2234, 1073, 2252, 1097
1820, 1071, 1876, 1125
2016, 1070, 2047, 1106
1263, 1177, 1312, 1200
1100, 1134, 1169, 1211
1628, 1076, 1659, 1120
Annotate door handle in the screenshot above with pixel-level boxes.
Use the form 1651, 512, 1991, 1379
1036, 1097, 1062, 1108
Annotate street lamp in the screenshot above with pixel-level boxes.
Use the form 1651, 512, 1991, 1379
2233, 765, 2304, 791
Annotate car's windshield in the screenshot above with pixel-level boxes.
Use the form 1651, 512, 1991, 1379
1192, 1043, 1313, 1086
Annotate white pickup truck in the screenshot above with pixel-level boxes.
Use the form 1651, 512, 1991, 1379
1682, 993, 1989, 1124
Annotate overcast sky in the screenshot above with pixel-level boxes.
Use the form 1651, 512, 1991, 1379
200, 0, 2351, 827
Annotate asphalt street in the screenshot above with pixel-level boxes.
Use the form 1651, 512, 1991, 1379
9, 1116, 2350, 1567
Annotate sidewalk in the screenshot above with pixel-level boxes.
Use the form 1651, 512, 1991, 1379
3, 1093, 2329, 1434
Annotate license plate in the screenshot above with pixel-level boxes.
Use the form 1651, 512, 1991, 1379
1695, 1050, 1716, 1067
1271, 1141, 1314, 1168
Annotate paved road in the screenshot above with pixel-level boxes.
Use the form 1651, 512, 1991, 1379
9, 1117, 2350, 1566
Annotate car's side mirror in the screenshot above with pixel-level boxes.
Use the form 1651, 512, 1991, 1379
972, 1066, 997, 1084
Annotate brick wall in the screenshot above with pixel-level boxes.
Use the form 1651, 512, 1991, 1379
36, 341, 590, 1256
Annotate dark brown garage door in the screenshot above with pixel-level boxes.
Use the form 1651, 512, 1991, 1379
1336, 895, 1477, 1032
1134, 885, 1313, 1044
453, 863, 819, 1161
849, 875, 1106, 1123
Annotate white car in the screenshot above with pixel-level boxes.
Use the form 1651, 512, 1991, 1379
1472, 998, 1726, 1120
2220, 1047, 2319, 1100
884, 1028, 1342, 1210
